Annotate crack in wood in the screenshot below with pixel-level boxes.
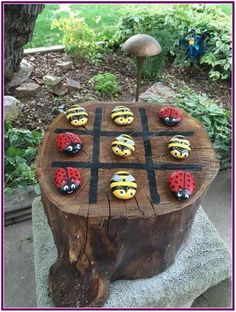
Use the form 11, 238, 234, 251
144, 191, 157, 216
75, 209, 90, 267
134, 195, 145, 217
106, 192, 112, 239
72, 179, 89, 202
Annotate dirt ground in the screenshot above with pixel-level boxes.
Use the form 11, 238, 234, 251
12, 51, 231, 133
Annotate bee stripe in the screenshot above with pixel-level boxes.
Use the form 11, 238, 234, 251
170, 139, 190, 145
110, 181, 137, 188
111, 186, 137, 192
66, 107, 85, 112
66, 112, 88, 119
112, 141, 135, 150
121, 134, 133, 139
112, 106, 130, 111
169, 143, 191, 150
112, 145, 133, 153
115, 171, 130, 175
111, 111, 134, 119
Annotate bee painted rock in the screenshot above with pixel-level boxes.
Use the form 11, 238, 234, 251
159, 107, 182, 127
112, 134, 135, 157
168, 171, 195, 200
66, 104, 88, 127
56, 132, 83, 154
110, 171, 137, 200
111, 106, 134, 126
54, 167, 82, 194
168, 135, 191, 159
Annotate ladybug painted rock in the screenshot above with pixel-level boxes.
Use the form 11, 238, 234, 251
54, 167, 82, 194
168, 171, 195, 200
56, 132, 83, 154
159, 107, 183, 127
168, 135, 191, 159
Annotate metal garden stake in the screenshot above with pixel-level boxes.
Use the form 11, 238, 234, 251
122, 34, 162, 102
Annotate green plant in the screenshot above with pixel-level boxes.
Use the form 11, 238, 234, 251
111, 4, 231, 80
51, 16, 99, 62
89, 72, 120, 98
176, 87, 231, 165
142, 29, 175, 80
4, 120, 42, 193
148, 88, 231, 166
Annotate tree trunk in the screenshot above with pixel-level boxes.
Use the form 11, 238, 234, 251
4, 4, 44, 82
36, 101, 219, 307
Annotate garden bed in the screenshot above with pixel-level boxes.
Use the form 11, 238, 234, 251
12, 51, 231, 132
13, 51, 151, 131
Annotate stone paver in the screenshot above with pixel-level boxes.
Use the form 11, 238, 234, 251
4, 170, 231, 308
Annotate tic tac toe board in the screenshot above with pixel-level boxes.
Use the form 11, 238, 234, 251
36, 102, 219, 218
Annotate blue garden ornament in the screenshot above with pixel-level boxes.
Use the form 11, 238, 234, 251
179, 29, 209, 61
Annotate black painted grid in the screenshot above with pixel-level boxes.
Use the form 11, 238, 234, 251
52, 107, 202, 204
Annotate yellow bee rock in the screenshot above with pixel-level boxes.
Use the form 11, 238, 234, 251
168, 135, 191, 159
112, 134, 135, 158
110, 171, 137, 200
66, 104, 88, 127
111, 106, 134, 126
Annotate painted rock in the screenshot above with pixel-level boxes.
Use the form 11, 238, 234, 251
168, 171, 195, 200
56, 132, 83, 154
159, 106, 182, 126
110, 171, 137, 200
112, 134, 135, 157
168, 135, 191, 159
54, 167, 82, 194
66, 104, 88, 127
111, 105, 134, 126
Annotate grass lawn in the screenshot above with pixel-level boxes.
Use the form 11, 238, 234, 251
26, 3, 155, 48
26, 3, 232, 49
220, 4, 232, 15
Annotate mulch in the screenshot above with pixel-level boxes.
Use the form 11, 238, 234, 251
13, 51, 151, 132
12, 51, 231, 133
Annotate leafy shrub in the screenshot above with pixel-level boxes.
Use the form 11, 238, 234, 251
111, 5, 231, 80
4, 120, 42, 193
89, 72, 120, 98
176, 87, 231, 165
51, 16, 99, 62
148, 87, 231, 166
142, 29, 175, 80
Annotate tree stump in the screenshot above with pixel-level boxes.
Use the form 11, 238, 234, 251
36, 102, 219, 307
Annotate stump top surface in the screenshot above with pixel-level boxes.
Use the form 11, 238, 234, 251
36, 101, 219, 218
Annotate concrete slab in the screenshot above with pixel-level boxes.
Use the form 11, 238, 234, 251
202, 169, 232, 254
4, 220, 37, 308
4, 169, 232, 308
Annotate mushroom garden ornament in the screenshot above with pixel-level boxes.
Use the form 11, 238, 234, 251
122, 34, 162, 102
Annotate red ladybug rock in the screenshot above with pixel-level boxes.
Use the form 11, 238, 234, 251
56, 132, 83, 154
54, 167, 82, 194
159, 107, 183, 126
168, 171, 195, 200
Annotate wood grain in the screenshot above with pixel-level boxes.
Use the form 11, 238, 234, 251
36, 101, 219, 218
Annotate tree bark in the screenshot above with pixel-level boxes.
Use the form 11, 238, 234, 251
4, 4, 44, 82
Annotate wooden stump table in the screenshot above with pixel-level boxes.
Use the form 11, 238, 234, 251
36, 101, 219, 307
